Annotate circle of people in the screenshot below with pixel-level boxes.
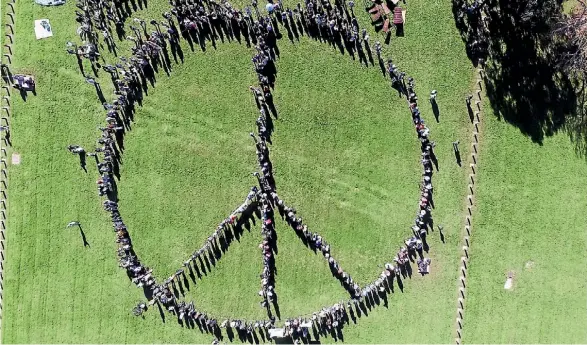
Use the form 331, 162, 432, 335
66, 0, 437, 342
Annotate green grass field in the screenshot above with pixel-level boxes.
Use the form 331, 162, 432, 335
2, 0, 586, 343
463, 98, 587, 343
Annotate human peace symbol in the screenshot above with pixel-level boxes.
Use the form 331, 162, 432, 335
70, 0, 437, 341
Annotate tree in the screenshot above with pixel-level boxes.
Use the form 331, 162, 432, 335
452, 0, 577, 142
553, 1, 587, 158
557, 0, 587, 77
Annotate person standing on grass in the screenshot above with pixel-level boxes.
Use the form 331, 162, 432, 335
263, 85, 278, 118
68, 145, 85, 155
66, 221, 81, 228
0, 63, 10, 79
265, 24, 280, 59
0, 126, 11, 146
250, 85, 264, 109
415, 238, 424, 259
67, 145, 89, 171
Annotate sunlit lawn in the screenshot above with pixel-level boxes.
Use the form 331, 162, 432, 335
8, 0, 585, 343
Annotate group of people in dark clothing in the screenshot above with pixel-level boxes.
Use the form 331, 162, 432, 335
65, 0, 440, 341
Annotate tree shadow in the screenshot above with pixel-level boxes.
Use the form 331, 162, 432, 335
565, 79, 587, 159
452, 0, 578, 144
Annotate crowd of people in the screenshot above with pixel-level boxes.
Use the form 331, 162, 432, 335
251, 67, 438, 342
258, 193, 278, 314
65, 0, 441, 341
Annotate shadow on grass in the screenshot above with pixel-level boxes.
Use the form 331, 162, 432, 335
452, 0, 582, 146
565, 80, 587, 159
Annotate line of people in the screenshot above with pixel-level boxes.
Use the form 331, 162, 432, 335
405, 72, 435, 275
103, 199, 157, 294
145, 188, 266, 330
258, 193, 278, 317
273, 193, 362, 300
175, 188, 260, 288
250, 41, 279, 319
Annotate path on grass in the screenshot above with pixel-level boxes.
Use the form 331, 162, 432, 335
454, 66, 486, 344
